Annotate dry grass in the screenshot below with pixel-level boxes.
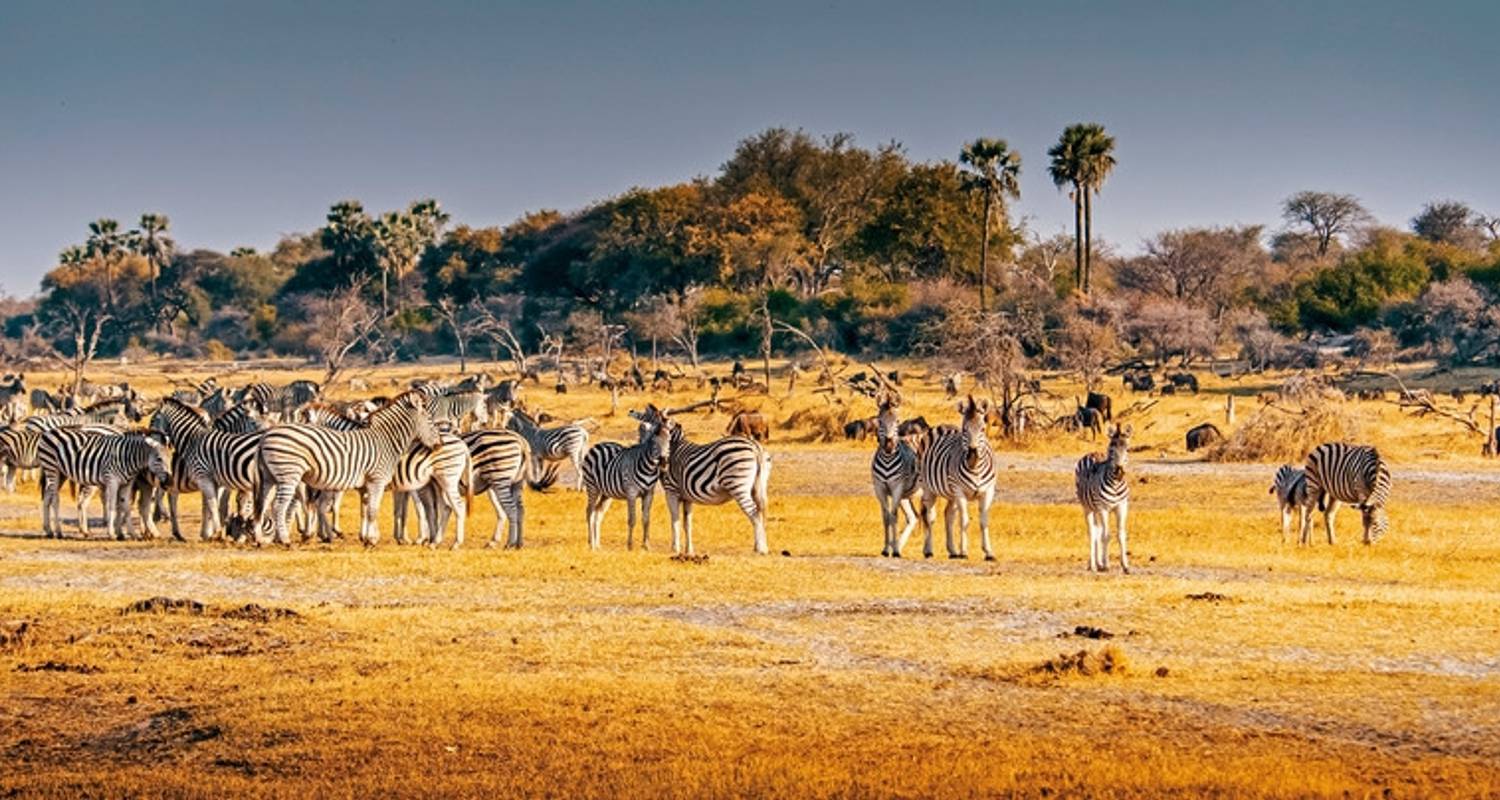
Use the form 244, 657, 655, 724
2, 358, 1499, 797
1208, 395, 1358, 463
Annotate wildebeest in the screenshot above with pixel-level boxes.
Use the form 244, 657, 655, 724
1480, 381, 1500, 397
651, 370, 673, 392
844, 416, 878, 441
1085, 392, 1112, 422
1168, 373, 1200, 393
1450, 388, 1467, 402
1160, 384, 1177, 396
1123, 371, 1155, 392
1185, 422, 1223, 452
726, 410, 770, 442
1071, 405, 1104, 439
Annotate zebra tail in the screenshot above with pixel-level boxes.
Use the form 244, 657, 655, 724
464, 457, 474, 511
528, 462, 560, 492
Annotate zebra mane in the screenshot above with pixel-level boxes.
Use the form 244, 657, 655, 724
82, 397, 128, 413
159, 397, 214, 427
367, 390, 429, 422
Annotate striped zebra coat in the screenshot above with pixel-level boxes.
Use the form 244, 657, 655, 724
917, 396, 997, 560
150, 399, 266, 542
1270, 464, 1314, 544
505, 407, 589, 490
871, 400, 922, 558
1302, 443, 1392, 545
581, 412, 672, 550
461, 428, 534, 549
39, 428, 172, 541
1075, 424, 1132, 573
387, 432, 471, 549
650, 406, 771, 555
257, 392, 441, 546
0, 425, 40, 492
25, 398, 136, 432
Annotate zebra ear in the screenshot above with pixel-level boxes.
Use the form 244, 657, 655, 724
1121, 424, 1133, 437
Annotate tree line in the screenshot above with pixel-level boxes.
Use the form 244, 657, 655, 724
6, 125, 1500, 389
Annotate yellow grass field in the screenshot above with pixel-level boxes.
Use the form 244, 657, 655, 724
3, 359, 1499, 798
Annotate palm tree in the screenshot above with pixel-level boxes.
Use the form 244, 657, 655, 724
86, 218, 125, 309
1048, 127, 1087, 292
323, 200, 374, 281
1077, 124, 1117, 294
959, 138, 1022, 311
135, 213, 173, 302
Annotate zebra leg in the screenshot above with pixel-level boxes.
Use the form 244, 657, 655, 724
198, 477, 221, 543
893, 496, 918, 558
920, 497, 936, 559
664, 492, 683, 554
682, 500, 695, 555
140, 483, 162, 540
4, 463, 15, 493
733, 491, 768, 555
168, 486, 185, 541
506, 481, 525, 549
1116, 500, 1131, 574
943, 498, 960, 559
361, 481, 389, 547
956, 498, 972, 558
412, 490, 435, 546
392, 492, 409, 545
1279, 503, 1291, 544
876, 487, 894, 557
1085, 510, 1099, 572
40, 474, 54, 538
1098, 509, 1112, 571
443, 481, 465, 550
599, 495, 617, 550
77, 485, 97, 538
264, 482, 298, 546
102, 481, 120, 541
1323, 499, 1340, 545
486, 488, 507, 548
978, 488, 996, 562
639, 487, 653, 551
572, 451, 586, 491
584, 490, 601, 550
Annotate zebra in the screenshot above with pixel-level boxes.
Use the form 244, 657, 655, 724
25, 398, 137, 432
917, 396, 997, 560
505, 406, 589, 489
257, 391, 441, 546
235, 382, 278, 410
388, 431, 471, 549
871, 398, 922, 558
424, 389, 490, 431
581, 411, 672, 550
1269, 464, 1314, 544
0, 425, 39, 492
213, 399, 269, 433
278, 380, 321, 413
0, 374, 28, 424
39, 428, 172, 540
648, 405, 771, 555
149, 398, 266, 542
1075, 423, 1133, 573
1302, 443, 1392, 545
461, 428, 535, 549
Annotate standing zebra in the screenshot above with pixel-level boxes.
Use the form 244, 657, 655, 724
650, 407, 772, 555
505, 407, 589, 490
0, 425, 39, 492
871, 398, 922, 558
1269, 464, 1314, 544
1302, 443, 1391, 545
149, 398, 266, 542
25, 398, 136, 432
257, 392, 440, 546
1075, 424, 1133, 573
461, 428, 535, 549
388, 431, 471, 549
581, 410, 672, 550
424, 389, 490, 431
917, 396, 997, 560
39, 428, 171, 540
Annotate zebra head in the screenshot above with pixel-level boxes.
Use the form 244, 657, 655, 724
644, 416, 673, 469
467, 392, 491, 427
138, 431, 173, 486
407, 394, 443, 449
488, 398, 515, 429
876, 399, 901, 455
957, 395, 990, 465
1106, 424, 1133, 474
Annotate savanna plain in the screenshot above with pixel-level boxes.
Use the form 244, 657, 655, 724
2, 361, 1499, 799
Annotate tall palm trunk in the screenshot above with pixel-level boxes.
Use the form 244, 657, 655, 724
1072, 186, 1084, 292
1083, 185, 1094, 294
978, 191, 992, 311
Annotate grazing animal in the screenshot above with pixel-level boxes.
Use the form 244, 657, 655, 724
1168, 373, 1200, 393
39, 429, 172, 540
1302, 443, 1391, 545
917, 396, 998, 560
149, 398, 266, 542
1123, 372, 1154, 392
897, 416, 930, 439
1160, 384, 1177, 396
1269, 465, 1314, 543
0, 425, 40, 492
581, 409, 672, 550
279, 380, 322, 413
1185, 422, 1223, 452
726, 410, 770, 443
25, 398, 136, 432
1085, 391, 1112, 422
257, 392, 441, 546
843, 417, 877, 442
505, 407, 590, 490
1075, 424, 1133, 573
650, 407, 772, 555
387, 433, 471, 549
871, 399, 922, 558
1072, 404, 1104, 439
29, 387, 65, 414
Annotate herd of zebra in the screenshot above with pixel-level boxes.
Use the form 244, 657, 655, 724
0, 374, 1392, 569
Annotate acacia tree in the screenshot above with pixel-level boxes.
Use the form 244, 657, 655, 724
1281, 191, 1371, 257
958, 138, 1022, 310
1411, 200, 1482, 248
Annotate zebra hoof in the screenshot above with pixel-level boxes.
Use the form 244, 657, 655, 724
880, 549, 890, 557
891, 552, 902, 559
923, 552, 933, 559
984, 555, 996, 562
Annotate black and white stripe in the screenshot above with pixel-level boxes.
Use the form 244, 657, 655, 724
648, 405, 771, 555
0, 425, 39, 492
25, 399, 134, 432
388, 432, 471, 549
150, 398, 266, 542
257, 392, 440, 546
1075, 424, 1132, 573
581, 412, 671, 550
917, 396, 997, 560
505, 407, 589, 489
461, 428, 533, 549
1270, 464, 1313, 544
39, 428, 172, 540
1302, 443, 1392, 545
872, 400, 922, 558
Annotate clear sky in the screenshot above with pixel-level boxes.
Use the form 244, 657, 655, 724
2, 0, 1496, 293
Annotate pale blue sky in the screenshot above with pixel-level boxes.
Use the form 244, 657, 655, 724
1, 0, 1496, 292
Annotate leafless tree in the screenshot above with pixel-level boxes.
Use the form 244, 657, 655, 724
302, 283, 381, 384
40, 299, 112, 394
1281, 191, 1371, 257
1116, 226, 1267, 319
1127, 297, 1216, 365
1411, 277, 1500, 365
1053, 313, 1118, 390
919, 306, 1035, 437
431, 296, 490, 373
1226, 308, 1292, 371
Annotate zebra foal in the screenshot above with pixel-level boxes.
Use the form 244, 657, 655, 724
1269, 464, 1313, 544
581, 409, 672, 550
